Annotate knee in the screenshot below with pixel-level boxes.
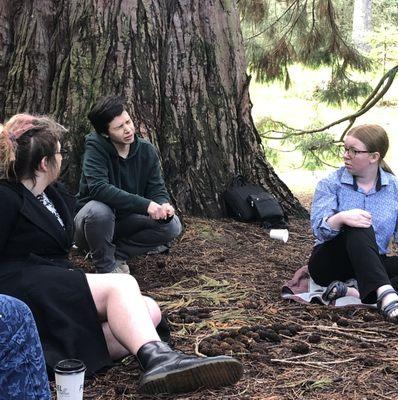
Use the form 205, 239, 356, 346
344, 226, 376, 241
109, 274, 141, 294
164, 215, 182, 241
87, 201, 114, 223
143, 296, 162, 326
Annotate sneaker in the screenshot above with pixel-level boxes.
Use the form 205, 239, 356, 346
112, 259, 130, 274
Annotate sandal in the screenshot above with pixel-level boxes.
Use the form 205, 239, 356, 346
322, 278, 358, 302
377, 288, 398, 323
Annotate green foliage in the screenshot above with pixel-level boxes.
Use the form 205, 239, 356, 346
287, 130, 340, 170
244, 0, 398, 167
256, 116, 342, 170
314, 75, 372, 106
255, 117, 282, 166
240, 0, 371, 84
368, 24, 398, 73
373, 0, 398, 28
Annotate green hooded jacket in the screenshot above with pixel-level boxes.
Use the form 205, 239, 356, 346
76, 133, 170, 217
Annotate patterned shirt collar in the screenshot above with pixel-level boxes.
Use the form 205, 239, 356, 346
340, 166, 387, 192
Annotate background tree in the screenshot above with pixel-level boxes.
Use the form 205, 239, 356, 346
0, 0, 307, 218
352, 0, 373, 52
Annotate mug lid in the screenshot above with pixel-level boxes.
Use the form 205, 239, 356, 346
54, 359, 86, 374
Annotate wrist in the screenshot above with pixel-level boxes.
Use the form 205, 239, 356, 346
327, 212, 344, 230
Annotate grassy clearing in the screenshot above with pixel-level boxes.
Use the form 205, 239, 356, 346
250, 64, 398, 195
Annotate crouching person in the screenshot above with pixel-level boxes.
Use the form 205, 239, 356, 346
74, 95, 182, 274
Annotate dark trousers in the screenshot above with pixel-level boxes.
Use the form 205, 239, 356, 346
308, 226, 398, 304
74, 200, 182, 273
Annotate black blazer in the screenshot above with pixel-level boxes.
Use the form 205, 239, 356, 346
0, 181, 74, 263
0, 180, 112, 376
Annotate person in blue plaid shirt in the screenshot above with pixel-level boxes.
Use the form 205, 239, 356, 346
308, 124, 398, 323
0, 295, 51, 400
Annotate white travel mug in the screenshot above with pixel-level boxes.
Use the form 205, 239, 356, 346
54, 359, 86, 400
269, 229, 289, 243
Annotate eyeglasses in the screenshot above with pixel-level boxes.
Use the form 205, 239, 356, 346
56, 149, 68, 156
338, 146, 371, 158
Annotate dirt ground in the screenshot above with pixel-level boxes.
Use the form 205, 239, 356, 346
57, 195, 398, 400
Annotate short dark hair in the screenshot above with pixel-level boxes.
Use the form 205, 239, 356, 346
88, 96, 126, 135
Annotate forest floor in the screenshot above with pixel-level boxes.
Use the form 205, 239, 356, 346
58, 194, 398, 400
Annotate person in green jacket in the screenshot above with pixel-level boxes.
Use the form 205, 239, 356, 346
75, 96, 182, 273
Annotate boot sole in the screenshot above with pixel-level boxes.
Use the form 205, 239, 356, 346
139, 358, 243, 395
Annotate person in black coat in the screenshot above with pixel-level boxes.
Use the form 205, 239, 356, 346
0, 113, 242, 395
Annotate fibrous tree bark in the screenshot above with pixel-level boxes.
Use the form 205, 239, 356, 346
0, 0, 307, 218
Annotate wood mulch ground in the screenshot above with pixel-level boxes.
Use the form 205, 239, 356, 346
55, 194, 398, 399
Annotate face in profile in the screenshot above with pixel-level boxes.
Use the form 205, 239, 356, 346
48, 141, 63, 182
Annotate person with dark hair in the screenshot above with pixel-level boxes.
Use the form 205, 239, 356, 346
0, 114, 243, 395
0, 295, 51, 400
74, 96, 181, 273
308, 124, 398, 323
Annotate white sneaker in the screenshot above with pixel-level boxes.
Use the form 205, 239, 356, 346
113, 260, 130, 274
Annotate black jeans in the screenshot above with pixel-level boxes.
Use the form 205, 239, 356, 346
308, 226, 398, 304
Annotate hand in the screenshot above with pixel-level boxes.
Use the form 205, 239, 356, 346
340, 209, 372, 228
161, 203, 175, 218
147, 201, 168, 220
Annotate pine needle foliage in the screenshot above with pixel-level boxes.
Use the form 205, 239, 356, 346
239, 0, 373, 104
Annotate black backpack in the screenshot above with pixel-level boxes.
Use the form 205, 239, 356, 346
224, 175, 288, 229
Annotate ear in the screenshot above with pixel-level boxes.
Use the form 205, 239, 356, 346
370, 152, 380, 164
38, 156, 50, 172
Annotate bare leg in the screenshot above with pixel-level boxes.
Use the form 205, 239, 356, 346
101, 296, 162, 360
102, 322, 129, 360
86, 273, 161, 356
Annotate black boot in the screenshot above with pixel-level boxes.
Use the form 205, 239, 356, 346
136, 341, 243, 395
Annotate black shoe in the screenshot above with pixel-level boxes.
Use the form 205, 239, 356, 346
136, 341, 243, 395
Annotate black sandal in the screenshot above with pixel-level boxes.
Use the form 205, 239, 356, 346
322, 279, 358, 302
377, 288, 398, 323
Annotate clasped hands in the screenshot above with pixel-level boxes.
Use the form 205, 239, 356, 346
147, 201, 175, 221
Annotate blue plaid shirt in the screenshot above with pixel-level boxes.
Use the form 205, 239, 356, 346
311, 167, 398, 254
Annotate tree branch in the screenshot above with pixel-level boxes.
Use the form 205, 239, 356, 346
259, 65, 398, 142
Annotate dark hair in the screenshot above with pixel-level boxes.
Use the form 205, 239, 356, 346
347, 124, 393, 174
88, 96, 126, 135
0, 114, 66, 183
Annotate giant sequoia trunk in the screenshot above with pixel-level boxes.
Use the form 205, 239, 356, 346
0, 0, 307, 218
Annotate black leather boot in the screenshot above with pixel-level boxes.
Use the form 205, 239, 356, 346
136, 341, 243, 395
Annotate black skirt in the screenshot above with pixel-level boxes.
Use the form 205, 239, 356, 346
0, 258, 113, 377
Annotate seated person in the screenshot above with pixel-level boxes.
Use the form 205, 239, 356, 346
0, 113, 243, 395
0, 295, 51, 400
74, 95, 182, 273
308, 124, 398, 323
